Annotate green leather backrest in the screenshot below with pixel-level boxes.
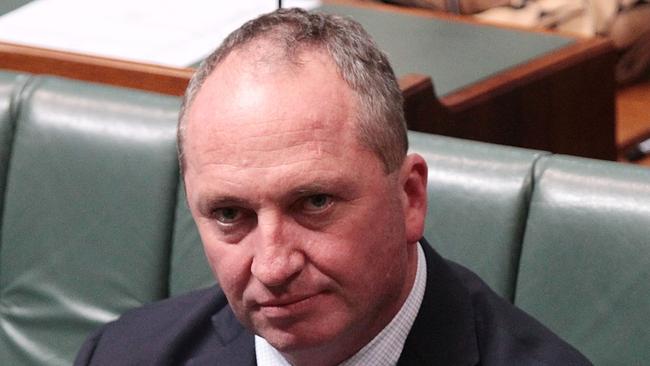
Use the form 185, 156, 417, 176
2, 69, 648, 365
515, 155, 650, 365
409, 131, 546, 300
169, 181, 214, 296
0, 72, 29, 231
0, 76, 181, 365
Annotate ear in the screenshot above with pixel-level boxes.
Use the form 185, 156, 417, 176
398, 154, 428, 244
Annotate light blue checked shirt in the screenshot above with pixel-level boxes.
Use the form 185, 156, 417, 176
256, 243, 427, 366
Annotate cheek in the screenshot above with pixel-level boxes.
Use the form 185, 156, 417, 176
335, 196, 406, 283
340, 193, 405, 249
201, 236, 251, 300
309, 201, 405, 282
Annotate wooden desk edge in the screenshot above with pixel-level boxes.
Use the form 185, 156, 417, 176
0, 41, 436, 131
0, 40, 435, 119
0, 41, 194, 96
442, 37, 616, 112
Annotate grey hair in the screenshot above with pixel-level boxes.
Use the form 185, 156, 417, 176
177, 8, 407, 173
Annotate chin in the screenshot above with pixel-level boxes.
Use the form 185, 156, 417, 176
261, 329, 320, 352
257, 322, 342, 353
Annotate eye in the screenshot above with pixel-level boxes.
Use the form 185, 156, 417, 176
213, 207, 244, 224
301, 194, 333, 213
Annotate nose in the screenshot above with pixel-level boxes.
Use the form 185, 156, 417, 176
250, 216, 305, 287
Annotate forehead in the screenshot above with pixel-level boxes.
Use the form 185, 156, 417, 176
184, 47, 363, 171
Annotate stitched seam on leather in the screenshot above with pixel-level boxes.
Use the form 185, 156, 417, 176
510, 152, 550, 304
0, 74, 39, 267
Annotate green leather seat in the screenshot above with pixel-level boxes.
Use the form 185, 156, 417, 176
0, 72, 29, 222
1, 70, 649, 365
169, 181, 214, 296
0, 75, 181, 365
409, 132, 547, 300
515, 155, 650, 365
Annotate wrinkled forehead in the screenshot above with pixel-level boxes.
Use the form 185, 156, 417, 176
183, 46, 364, 171
193, 117, 350, 170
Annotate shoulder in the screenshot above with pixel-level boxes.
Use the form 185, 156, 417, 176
100, 285, 227, 338
447, 261, 593, 365
75, 286, 232, 365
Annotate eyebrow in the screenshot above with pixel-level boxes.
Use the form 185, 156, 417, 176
195, 176, 356, 214
284, 176, 356, 197
195, 195, 250, 216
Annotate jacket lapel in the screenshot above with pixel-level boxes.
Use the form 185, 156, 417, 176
398, 239, 480, 365
187, 305, 256, 366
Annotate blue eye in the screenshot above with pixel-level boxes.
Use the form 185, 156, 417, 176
215, 207, 242, 224
303, 194, 333, 212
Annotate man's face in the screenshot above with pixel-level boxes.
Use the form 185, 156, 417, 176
183, 48, 424, 358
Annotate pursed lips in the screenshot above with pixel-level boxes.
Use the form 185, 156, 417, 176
254, 292, 323, 318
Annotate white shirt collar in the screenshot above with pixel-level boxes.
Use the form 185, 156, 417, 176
255, 243, 427, 366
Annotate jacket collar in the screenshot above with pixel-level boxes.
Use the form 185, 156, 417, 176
398, 239, 480, 365
188, 305, 256, 366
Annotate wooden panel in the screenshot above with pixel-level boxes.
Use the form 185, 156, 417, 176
399, 74, 442, 132
437, 39, 617, 160
616, 78, 650, 165
441, 39, 614, 112
0, 41, 193, 95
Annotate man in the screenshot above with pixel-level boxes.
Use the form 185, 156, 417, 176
76, 8, 591, 365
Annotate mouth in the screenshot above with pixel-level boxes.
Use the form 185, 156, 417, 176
256, 293, 323, 318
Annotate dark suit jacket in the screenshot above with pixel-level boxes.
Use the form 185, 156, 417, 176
75, 239, 591, 365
